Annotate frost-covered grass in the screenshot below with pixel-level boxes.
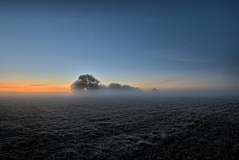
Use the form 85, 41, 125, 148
0, 96, 239, 159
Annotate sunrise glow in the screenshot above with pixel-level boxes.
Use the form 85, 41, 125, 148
0, 84, 70, 93
0, 0, 238, 95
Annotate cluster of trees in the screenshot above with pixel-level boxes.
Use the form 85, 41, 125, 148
70, 74, 140, 92
109, 83, 140, 90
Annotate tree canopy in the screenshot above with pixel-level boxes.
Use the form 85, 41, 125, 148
71, 74, 100, 92
109, 83, 122, 89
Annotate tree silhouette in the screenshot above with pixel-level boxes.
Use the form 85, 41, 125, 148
71, 74, 100, 92
152, 88, 159, 92
109, 83, 140, 91
109, 83, 122, 89
122, 85, 135, 90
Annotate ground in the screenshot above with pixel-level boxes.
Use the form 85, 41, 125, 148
0, 96, 239, 159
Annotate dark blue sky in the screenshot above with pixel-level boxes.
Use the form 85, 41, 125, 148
0, 0, 239, 93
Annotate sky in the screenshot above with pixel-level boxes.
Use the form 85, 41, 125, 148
0, 0, 239, 94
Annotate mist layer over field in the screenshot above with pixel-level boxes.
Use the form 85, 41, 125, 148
0, 95, 239, 159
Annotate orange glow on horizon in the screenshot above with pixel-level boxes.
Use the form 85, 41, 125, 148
1, 80, 237, 93
0, 84, 70, 93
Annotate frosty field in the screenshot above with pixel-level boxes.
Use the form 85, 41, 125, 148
0, 96, 239, 159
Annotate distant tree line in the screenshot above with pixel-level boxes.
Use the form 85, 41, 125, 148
70, 74, 140, 92
108, 83, 140, 91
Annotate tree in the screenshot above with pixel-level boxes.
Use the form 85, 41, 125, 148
99, 84, 108, 90
109, 83, 140, 91
152, 88, 159, 92
109, 83, 122, 89
122, 85, 135, 90
71, 74, 100, 92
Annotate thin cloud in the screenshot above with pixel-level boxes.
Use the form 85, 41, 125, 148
136, 66, 239, 90
169, 56, 211, 63
149, 43, 211, 64
157, 51, 210, 64
135, 77, 182, 86
0, 85, 22, 89
29, 84, 51, 87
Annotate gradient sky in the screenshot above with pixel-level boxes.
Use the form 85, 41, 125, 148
0, 0, 239, 94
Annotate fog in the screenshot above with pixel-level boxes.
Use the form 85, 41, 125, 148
1, 89, 238, 99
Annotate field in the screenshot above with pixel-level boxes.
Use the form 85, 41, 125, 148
0, 95, 239, 159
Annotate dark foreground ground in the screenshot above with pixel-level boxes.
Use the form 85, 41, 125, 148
0, 95, 239, 160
